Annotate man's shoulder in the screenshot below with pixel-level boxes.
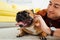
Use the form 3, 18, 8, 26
36, 9, 47, 17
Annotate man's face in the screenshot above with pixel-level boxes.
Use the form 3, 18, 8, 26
47, 0, 60, 20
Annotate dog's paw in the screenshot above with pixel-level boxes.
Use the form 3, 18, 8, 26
16, 34, 23, 37
40, 37, 47, 40
16, 35, 22, 37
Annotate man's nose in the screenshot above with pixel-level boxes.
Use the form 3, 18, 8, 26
48, 6, 54, 12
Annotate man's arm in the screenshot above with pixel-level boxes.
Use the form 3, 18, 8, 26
35, 15, 60, 37
53, 29, 60, 37
35, 15, 51, 34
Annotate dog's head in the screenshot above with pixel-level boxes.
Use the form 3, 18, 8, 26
16, 10, 34, 27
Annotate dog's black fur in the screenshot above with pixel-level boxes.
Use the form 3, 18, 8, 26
16, 10, 33, 27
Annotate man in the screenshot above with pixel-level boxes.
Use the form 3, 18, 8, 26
36, 0, 60, 37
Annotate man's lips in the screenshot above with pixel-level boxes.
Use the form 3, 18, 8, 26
48, 11, 54, 14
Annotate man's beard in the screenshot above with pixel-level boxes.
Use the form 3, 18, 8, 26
48, 16, 60, 20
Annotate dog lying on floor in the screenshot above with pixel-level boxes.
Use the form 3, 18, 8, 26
16, 10, 47, 40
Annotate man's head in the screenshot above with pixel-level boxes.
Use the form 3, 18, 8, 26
16, 10, 34, 27
47, 0, 60, 20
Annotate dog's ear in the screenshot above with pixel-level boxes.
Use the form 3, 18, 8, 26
16, 12, 21, 15
36, 9, 47, 16
31, 9, 34, 13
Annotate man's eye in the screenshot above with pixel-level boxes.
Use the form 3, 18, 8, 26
54, 6, 59, 8
49, 3, 52, 6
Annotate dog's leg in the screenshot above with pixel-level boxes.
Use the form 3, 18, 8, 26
39, 32, 47, 40
17, 28, 26, 37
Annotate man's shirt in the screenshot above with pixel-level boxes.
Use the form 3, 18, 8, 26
36, 9, 60, 28
43, 14, 60, 28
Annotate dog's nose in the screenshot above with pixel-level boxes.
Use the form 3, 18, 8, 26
19, 25, 23, 27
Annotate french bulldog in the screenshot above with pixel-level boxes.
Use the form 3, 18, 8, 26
16, 10, 47, 40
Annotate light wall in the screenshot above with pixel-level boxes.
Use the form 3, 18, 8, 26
32, 0, 50, 10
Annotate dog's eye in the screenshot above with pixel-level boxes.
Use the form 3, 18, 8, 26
23, 13, 27, 17
26, 13, 29, 15
23, 13, 29, 17
28, 13, 30, 14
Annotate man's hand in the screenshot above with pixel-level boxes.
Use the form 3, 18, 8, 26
35, 15, 51, 34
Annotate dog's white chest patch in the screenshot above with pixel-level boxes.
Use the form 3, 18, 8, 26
25, 25, 38, 35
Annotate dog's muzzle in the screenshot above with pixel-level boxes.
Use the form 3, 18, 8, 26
16, 15, 33, 27
19, 17, 33, 27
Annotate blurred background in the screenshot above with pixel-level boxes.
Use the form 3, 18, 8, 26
0, 0, 49, 28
